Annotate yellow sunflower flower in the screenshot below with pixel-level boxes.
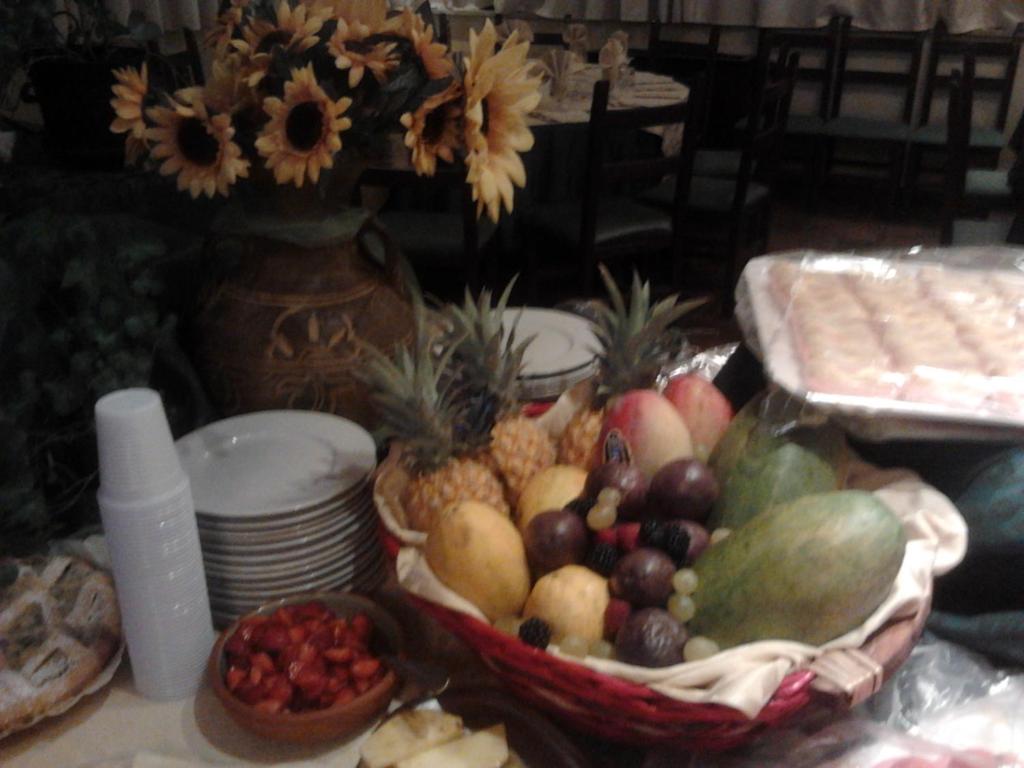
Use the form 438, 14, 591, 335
401, 82, 462, 176
206, 0, 250, 55
255, 64, 353, 188
204, 55, 255, 114
397, 8, 452, 80
328, 20, 398, 87
463, 20, 541, 222
234, 1, 329, 85
110, 63, 149, 140
146, 88, 250, 198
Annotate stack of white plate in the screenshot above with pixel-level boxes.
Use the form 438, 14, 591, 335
175, 410, 383, 627
505, 308, 599, 401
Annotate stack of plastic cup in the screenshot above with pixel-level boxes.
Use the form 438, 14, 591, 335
95, 388, 215, 701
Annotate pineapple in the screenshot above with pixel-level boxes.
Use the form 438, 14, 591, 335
360, 300, 508, 532
445, 281, 556, 503
558, 265, 706, 469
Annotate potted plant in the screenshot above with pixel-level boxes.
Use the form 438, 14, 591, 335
0, 0, 163, 168
106, 0, 542, 426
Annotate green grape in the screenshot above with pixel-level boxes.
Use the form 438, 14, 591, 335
672, 568, 699, 595
597, 487, 623, 506
684, 636, 720, 662
560, 635, 590, 658
494, 615, 522, 636
587, 503, 617, 530
589, 639, 615, 659
667, 593, 696, 623
710, 527, 732, 545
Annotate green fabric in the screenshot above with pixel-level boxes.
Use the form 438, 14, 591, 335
965, 169, 1012, 199
640, 176, 769, 213
376, 210, 495, 263
951, 218, 1011, 245
911, 123, 1005, 149
694, 149, 742, 178
927, 447, 1024, 666
823, 116, 912, 141
528, 196, 672, 246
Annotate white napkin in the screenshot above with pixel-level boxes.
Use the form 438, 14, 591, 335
598, 38, 627, 85
496, 18, 533, 44
563, 22, 588, 62
539, 48, 577, 100
609, 29, 630, 53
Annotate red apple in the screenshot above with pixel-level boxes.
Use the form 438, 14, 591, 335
598, 390, 694, 479
662, 375, 734, 463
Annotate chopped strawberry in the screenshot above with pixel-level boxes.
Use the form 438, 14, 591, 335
293, 602, 330, 623
616, 522, 642, 552
223, 632, 248, 659
307, 625, 333, 651
297, 643, 319, 664
330, 619, 349, 644
354, 678, 372, 694
351, 613, 372, 641
287, 625, 308, 644
335, 688, 355, 706
351, 658, 381, 679
225, 666, 247, 691
266, 677, 294, 705
323, 646, 353, 665
250, 652, 275, 673
235, 681, 262, 705
260, 626, 290, 653
248, 666, 263, 686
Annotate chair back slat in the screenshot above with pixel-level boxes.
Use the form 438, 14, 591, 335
643, 20, 720, 135
834, 29, 926, 124
942, 56, 975, 243
921, 23, 1023, 131
758, 14, 849, 121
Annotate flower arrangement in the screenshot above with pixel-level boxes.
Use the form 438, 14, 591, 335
109, 0, 541, 221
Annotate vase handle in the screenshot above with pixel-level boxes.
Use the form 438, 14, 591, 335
358, 215, 413, 300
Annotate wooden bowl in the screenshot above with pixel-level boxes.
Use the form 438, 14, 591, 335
208, 592, 403, 743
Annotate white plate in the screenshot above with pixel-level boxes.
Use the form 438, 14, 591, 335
208, 557, 386, 607
197, 497, 374, 553
205, 546, 383, 592
202, 518, 379, 571
177, 411, 376, 519
504, 308, 597, 379
195, 478, 371, 528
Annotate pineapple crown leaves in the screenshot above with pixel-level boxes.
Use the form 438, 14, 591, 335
443, 277, 536, 418
593, 264, 707, 400
356, 295, 468, 473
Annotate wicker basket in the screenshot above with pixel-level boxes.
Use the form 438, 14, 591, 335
374, 447, 933, 751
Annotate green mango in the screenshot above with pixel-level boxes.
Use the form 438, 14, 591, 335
690, 490, 906, 649
708, 393, 848, 530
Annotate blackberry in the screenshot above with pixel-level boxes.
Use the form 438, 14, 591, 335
585, 542, 619, 577
664, 525, 691, 565
640, 519, 666, 549
518, 617, 552, 649
564, 497, 594, 517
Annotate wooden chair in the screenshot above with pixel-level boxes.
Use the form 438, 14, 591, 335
753, 16, 849, 205
524, 73, 708, 298
821, 28, 926, 214
941, 56, 1013, 247
642, 19, 720, 137
494, 13, 572, 48
910, 22, 1024, 191
640, 52, 799, 307
362, 165, 497, 294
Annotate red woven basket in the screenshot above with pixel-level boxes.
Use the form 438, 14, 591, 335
374, 453, 929, 750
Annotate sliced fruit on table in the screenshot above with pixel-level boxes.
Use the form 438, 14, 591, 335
708, 392, 849, 531
425, 500, 531, 622
394, 723, 509, 768
690, 490, 907, 648
360, 299, 508, 532
361, 709, 465, 768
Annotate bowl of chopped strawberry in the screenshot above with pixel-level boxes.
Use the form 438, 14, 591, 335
208, 593, 403, 742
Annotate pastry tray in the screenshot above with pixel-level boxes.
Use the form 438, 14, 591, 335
736, 247, 1024, 442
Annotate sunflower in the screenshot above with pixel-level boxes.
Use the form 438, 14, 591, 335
204, 55, 254, 113
124, 135, 149, 166
255, 64, 352, 188
146, 88, 250, 198
401, 83, 462, 176
397, 8, 452, 80
463, 20, 541, 222
328, 20, 398, 87
234, 1, 328, 85
110, 63, 149, 141
206, 0, 250, 54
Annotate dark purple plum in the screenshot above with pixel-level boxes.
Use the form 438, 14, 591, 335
524, 509, 589, 575
647, 459, 718, 522
615, 608, 688, 667
609, 548, 676, 607
584, 462, 649, 519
